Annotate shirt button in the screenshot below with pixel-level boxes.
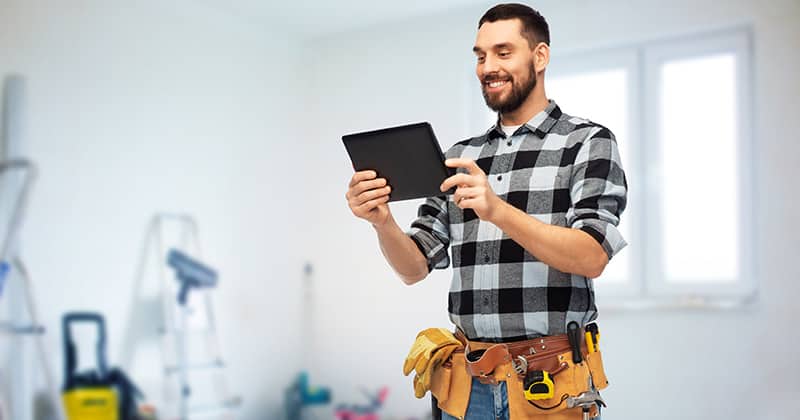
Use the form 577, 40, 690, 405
507, 141, 512, 146
483, 255, 490, 263
483, 297, 490, 306
497, 175, 503, 181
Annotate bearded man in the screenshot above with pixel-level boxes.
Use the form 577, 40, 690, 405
345, 4, 628, 419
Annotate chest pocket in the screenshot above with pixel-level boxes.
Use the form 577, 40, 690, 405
529, 170, 568, 191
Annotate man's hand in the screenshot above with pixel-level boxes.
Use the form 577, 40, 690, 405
440, 158, 504, 221
346, 170, 393, 227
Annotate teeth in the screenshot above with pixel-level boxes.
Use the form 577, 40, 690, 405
488, 81, 507, 88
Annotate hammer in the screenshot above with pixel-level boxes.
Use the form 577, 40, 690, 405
566, 376, 606, 420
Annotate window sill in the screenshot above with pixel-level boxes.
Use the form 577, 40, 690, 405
598, 292, 758, 312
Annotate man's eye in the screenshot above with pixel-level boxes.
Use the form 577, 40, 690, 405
499, 52, 510, 57
477, 56, 486, 63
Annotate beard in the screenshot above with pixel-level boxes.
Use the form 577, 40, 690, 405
482, 61, 537, 114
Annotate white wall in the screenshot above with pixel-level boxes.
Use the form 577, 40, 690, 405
303, 0, 800, 419
0, 1, 307, 418
2, 0, 798, 419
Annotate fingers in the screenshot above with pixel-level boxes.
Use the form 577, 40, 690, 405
356, 194, 390, 213
452, 187, 479, 207
440, 159, 486, 192
353, 185, 391, 206
346, 171, 391, 210
445, 158, 482, 175
348, 170, 377, 188
440, 173, 472, 192
347, 177, 387, 199
346, 170, 392, 222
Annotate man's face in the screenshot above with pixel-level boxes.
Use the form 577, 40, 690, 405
473, 19, 538, 114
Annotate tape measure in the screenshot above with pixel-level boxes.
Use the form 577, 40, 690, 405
523, 370, 555, 401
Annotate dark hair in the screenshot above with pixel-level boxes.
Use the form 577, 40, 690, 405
478, 3, 550, 48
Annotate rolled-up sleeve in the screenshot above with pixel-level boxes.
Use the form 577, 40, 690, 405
407, 195, 451, 271
566, 127, 628, 259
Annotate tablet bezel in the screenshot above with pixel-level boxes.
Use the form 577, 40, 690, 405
342, 122, 455, 202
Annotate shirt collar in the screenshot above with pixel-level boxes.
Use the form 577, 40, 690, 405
485, 99, 562, 141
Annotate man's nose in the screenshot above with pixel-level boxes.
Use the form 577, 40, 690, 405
480, 55, 500, 75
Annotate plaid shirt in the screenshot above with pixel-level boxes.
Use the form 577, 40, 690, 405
408, 100, 627, 341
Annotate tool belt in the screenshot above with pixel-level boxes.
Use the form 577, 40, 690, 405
430, 325, 608, 419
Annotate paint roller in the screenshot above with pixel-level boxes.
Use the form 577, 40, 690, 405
166, 249, 218, 305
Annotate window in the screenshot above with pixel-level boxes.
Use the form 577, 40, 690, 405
472, 28, 756, 307
546, 52, 636, 298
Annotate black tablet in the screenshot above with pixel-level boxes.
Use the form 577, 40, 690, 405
342, 122, 455, 202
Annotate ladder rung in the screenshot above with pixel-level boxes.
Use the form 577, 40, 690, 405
158, 327, 218, 336
188, 396, 242, 415
164, 360, 226, 375
0, 321, 45, 335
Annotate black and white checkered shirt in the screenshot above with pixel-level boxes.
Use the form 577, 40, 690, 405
408, 100, 627, 341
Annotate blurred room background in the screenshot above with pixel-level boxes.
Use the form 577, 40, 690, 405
0, 0, 798, 419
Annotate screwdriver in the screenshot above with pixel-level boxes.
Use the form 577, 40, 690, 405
585, 323, 599, 353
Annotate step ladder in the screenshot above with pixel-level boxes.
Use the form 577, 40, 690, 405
0, 159, 64, 420
131, 214, 240, 420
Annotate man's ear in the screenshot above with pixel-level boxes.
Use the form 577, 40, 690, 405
534, 42, 550, 73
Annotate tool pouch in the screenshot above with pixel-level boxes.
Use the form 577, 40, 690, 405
585, 350, 608, 390
465, 344, 510, 384
506, 350, 587, 416
430, 351, 471, 419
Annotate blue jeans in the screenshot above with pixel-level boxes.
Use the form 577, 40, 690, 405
442, 377, 509, 420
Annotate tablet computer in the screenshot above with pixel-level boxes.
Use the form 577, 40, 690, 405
342, 122, 455, 202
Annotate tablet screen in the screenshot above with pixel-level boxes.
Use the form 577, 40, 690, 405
343, 122, 454, 202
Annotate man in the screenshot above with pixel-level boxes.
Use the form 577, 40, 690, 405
345, 3, 627, 419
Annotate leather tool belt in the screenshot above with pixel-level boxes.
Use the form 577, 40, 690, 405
460, 331, 583, 386
430, 326, 608, 419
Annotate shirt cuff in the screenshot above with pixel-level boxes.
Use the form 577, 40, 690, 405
573, 219, 627, 260
407, 228, 450, 271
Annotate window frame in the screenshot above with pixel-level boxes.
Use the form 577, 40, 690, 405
642, 28, 756, 302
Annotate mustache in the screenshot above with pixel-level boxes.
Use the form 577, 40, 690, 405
482, 73, 511, 84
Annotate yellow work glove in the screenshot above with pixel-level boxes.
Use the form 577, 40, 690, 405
412, 342, 460, 398
403, 328, 461, 377
413, 372, 427, 398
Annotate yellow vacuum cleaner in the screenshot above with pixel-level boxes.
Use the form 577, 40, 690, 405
61, 312, 142, 420
62, 313, 117, 420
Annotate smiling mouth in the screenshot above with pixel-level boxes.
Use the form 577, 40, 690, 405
484, 79, 510, 92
